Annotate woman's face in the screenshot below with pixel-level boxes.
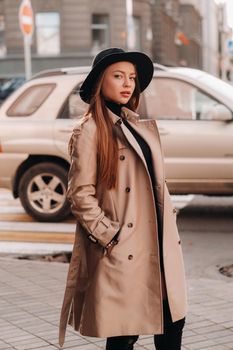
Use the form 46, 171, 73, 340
101, 61, 136, 104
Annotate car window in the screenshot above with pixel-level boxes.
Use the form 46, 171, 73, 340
195, 89, 221, 120
144, 77, 226, 121
144, 78, 195, 120
1, 80, 12, 90
59, 84, 88, 119
7, 84, 55, 117
199, 72, 233, 102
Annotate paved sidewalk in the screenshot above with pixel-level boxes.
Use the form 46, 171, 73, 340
0, 256, 232, 350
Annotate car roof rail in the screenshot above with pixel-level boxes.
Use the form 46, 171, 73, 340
153, 63, 169, 71
30, 66, 91, 80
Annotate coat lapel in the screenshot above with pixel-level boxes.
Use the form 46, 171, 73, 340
124, 117, 165, 236
120, 122, 148, 170
108, 106, 165, 209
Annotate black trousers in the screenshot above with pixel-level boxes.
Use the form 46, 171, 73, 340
106, 300, 185, 350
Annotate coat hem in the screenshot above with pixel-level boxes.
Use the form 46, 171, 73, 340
74, 325, 165, 338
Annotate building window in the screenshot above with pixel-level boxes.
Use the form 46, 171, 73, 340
36, 12, 60, 55
128, 16, 141, 50
0, 15, 6, 57
91, 14, 109, 53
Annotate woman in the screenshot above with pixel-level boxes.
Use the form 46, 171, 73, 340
59, 47, 187, 350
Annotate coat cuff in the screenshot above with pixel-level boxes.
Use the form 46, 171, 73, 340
89, 217, 120, 248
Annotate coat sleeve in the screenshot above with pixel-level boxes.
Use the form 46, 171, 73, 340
67, 117, 120, 248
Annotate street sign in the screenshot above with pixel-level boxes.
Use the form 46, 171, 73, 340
18, 0, 34, 80
19, 0, 34, 37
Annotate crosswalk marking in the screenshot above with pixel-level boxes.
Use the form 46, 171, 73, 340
0, 241, 73, 254
0, 213, 75, 223
0, 220, 75, 233
0, 231, 74, 243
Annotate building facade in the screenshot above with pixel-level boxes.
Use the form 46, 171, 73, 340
180, 0, 222, 77
216, 1, 233, 81
151, 0, 202, 69
179, 0, 233, 80
151, 0, 180, 66
0, 0, 152, 79
178, 2, 202, 68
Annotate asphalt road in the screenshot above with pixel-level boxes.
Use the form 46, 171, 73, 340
177, 195, 233, 281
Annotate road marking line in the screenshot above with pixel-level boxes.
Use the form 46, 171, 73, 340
0, 221, 75, 233
0, 241, 73, 254
0, 213, 75, 223
0, 231, 75, 243
0, 213, 35, 222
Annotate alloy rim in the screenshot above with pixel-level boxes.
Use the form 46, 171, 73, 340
27, 173, 66, 214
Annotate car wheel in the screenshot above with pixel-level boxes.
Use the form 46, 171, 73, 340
18, 162, 70, 222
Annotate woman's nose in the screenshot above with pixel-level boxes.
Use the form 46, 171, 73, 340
123, 77, 131, 87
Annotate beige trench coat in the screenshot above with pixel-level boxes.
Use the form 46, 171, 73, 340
59, 107, 187, 347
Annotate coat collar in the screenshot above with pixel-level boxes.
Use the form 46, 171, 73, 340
107, 106, 140, 125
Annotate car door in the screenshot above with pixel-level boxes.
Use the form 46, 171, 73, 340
0, 83, 58, 191
142, 76, 233, 193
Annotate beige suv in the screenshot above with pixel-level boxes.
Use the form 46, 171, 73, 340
0, 65, 233, 221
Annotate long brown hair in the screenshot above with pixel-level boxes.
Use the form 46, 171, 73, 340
87, 66, 140, 189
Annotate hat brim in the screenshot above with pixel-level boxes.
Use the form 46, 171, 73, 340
79, 51, 154, 103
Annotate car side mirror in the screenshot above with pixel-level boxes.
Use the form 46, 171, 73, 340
201, 103, 233, 121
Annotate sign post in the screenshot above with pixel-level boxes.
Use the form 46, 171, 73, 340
126, 0, 135, 50
19, 0, 34, 80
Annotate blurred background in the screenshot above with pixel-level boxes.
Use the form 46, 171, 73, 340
0, 0, 233, 86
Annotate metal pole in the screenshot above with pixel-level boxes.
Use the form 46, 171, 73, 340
126, 0, 134, 50
24, 35, 32, 80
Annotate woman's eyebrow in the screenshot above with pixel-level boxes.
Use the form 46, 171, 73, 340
113, 70, 136, 75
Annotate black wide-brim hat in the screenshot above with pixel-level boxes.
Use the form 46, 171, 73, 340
80, 47, 154, 103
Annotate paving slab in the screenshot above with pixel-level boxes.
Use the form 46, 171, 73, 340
0, 257, 232, 350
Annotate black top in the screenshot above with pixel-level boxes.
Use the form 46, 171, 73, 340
105, 100, 164, 271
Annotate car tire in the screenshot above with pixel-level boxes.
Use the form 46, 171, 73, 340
18, 162, 70, 222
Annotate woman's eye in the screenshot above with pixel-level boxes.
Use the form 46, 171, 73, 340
114, 74, 122, 79
130, 77, 136, 81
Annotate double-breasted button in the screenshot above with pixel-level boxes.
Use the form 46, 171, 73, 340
173, 208, 177, 214
127, 223, 133, 228
120, 155, 125, 161
125, 187, 130, 193
178, 240, 181, 245
128, 254, 133, 260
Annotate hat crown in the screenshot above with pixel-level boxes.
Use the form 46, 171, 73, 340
92, 47, 125, 68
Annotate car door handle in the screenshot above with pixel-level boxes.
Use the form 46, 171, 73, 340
158, 127, 169, 135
